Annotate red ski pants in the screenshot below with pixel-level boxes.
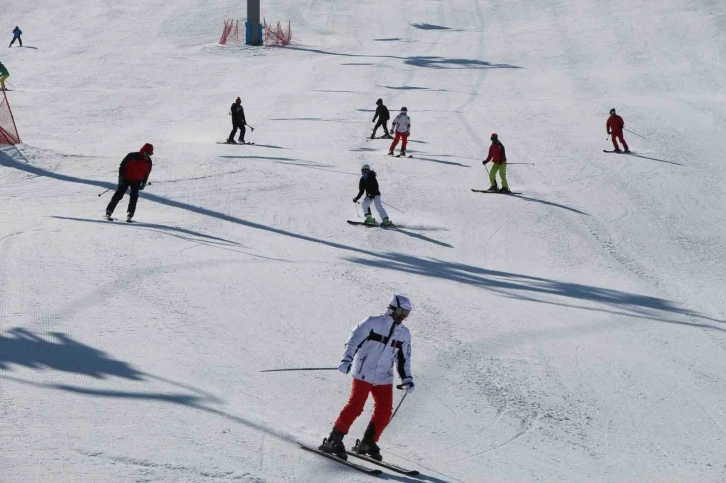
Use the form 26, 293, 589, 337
334, 379, 393, 442
389, 132, 408, 152
611, 132, 629, 151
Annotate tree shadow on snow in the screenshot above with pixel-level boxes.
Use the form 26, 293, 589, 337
410, 23, 453, 31
1, 148, 720, 330
50, 216, 241, 247
0, 328, 143, 378
285, 46, 521, 70
218, 155, 357, 175
0, 328, 298, 444
414, 156, 471, 168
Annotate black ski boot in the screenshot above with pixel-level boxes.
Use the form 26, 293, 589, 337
319, 429, 347, 460
388, 150, 394, 156
499, 187, 512, 194
400, 149, 406, 157
354, 423, 383, 461
227, 138, 237, 144
486, 183, 499, 192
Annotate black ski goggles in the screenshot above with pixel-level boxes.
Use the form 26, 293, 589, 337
390, 306, 411, 318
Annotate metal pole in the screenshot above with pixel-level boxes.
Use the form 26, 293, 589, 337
624, 127, 647, 139
260, 367, 337, 373
389, 391, 408, 423
247, 0, 260, 46
382, 201, 405, 214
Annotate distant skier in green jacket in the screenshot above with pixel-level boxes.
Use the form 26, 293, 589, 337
0, 62, 9, 91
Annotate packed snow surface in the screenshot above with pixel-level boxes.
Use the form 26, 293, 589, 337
2, 0, 726, 481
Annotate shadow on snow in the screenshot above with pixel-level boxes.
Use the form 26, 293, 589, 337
0, 148, 719, 330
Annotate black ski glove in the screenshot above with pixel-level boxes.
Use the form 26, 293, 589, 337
353, 197, 360, 203
482, 160, 489, 165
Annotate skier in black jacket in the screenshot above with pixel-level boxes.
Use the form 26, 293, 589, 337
371, 99, 391, 139
353, 164, 392, 226
227, 97, 250, 144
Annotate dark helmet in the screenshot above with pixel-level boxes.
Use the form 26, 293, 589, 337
376, 98, 383, 105
609, 108, 616, 114
490, 133, 498, 141
401, 106, 408, 112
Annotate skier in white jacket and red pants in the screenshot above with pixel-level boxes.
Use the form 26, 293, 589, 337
388, 107, 411, 156
320, 295, 415, 461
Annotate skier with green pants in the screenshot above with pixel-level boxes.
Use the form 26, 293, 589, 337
482, 133, 511, 193
0, 61, 9, 91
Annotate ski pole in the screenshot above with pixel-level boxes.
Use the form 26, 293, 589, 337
246, 123, 255, 132
382, 201, 405, 214
506, 163, 535, 165
354, 200, 360, 217
390, 389, 409, 423
98, 188, 111, 197
260, 367, 338, 373
624, 128, 646, 139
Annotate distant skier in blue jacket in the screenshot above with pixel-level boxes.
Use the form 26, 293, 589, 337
9, 27, 22, 48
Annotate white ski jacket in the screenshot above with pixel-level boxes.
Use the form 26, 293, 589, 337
341, 314, 412, 386
392, 113, 411, 134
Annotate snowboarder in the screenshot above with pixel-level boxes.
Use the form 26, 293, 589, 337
371, 99, 391, 139
0, 61, 8, 91
482, 133, 511, 193
606, 108, 630, 153
388, 107, 410, 156
9, 27, 22, 48
105, 144, 154, 222
227, 97, 249, 144
319, 295, 415, 461
353, 164, 392, 226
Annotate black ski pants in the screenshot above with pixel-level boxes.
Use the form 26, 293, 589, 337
106, 180, 142, 216
9, 36, 21, 47
229, 121, 246, 142
372, 119, 390, 138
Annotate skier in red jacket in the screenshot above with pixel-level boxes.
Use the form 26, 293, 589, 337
606, 108, 630, 153
482, 133, 511, 193
105, 144, 153, 222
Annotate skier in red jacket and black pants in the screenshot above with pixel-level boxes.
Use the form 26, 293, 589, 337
606, 108, 630, 153
105, 144, 153, 222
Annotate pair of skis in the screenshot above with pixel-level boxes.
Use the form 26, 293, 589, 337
346, 220, 396, 228
471, 189, 522, 195
301, 442, 420, 477
104, 215, 135, 223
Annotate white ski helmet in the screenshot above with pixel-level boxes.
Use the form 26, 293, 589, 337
387, 295, 412, 318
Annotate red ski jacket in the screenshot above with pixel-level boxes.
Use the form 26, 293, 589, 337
119, 151, 152, 182
484, 142, 506, 164
606, 115, 625, 135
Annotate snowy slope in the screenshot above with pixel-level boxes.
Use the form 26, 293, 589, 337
1, 0, 726, 481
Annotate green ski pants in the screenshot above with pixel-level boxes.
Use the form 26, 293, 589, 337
489, 162, 508, 188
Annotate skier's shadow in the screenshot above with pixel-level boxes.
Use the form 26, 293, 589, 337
627, 153, 683, 166
387, 227, 452, 248
379, 471, 452, 483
